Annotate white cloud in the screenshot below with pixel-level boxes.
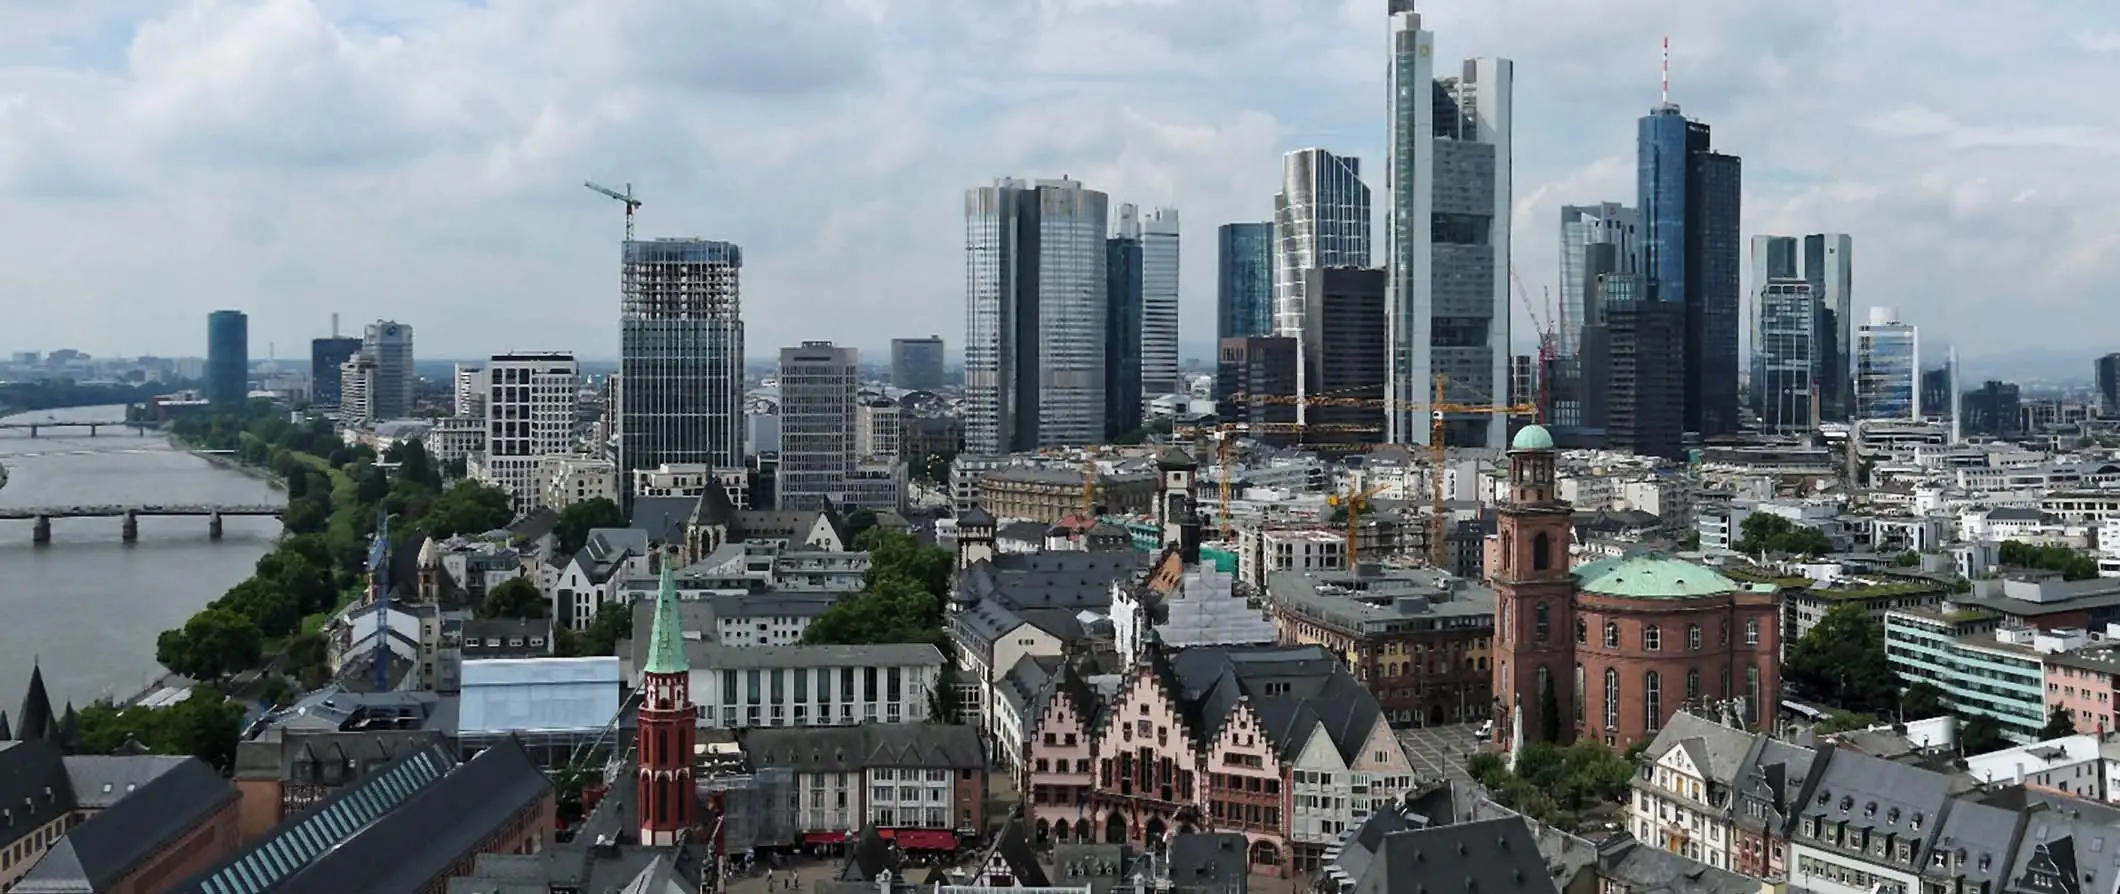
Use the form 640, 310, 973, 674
0, 0, 2117, 370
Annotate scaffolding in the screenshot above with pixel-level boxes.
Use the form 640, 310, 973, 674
699, 742, 796, 853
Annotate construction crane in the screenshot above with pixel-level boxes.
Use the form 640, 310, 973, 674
1327, 482, 1388, 566
584, 181, 643, 241
1216, 434, 1236, 540
1509, 266, 1559, 423
1427, 374, 1537, 567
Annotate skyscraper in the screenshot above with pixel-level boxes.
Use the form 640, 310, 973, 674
309, 336, 362, 410
1558, 204, 1638, 355
890, 336, 946, 391
2098, 353, 2120, 418
1139, 206, 1181, 400
1638, 103, 1741, 438
1753, 234, 1853, 421
1106, 206, 1145, 440
1598, 273, 1684, 459
206, 310, 248, 406
361, 320, 415, 421
1304, 267, 1389, 448
965, 177, 1110, 454
1273, 148, 1370, 419
476, 352, 579, 511
619, 239, 746, 489
777, 341, 858, 510
1754, 279, 1821, 432
1216, 222, 1273, 341
1385, 5, 1513, 448
1855, 307, 1919, 421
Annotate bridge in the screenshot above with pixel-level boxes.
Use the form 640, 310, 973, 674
0, 420, 154, 438
0, 504, 283, 543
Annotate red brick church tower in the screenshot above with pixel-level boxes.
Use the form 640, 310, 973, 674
1491, 424, 1577, 749
637, 550, 698, 846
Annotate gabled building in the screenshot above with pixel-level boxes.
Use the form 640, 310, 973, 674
1784, 749, 1954, 894
15, 758, 239, 894
1629, 711, 1761, 872
739, 722, 987, 852
1729, 733, 1825, 880
545, 527, 654, 630
230, 729, 447, 839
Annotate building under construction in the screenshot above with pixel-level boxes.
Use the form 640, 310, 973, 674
619, 238, 747, 498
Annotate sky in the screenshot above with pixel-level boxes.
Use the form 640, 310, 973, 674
2, 0, 2118, 371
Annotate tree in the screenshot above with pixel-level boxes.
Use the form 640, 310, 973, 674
845, 508, 880, 545
282, 497, 330, 536
1734, 513, 1833, 557
419, 480, 517, 540
1960, 715, 2009, 756
580, 601, 632, 656
386, 438, 442, 490
355, 464, 391, 505
1785, 603, 1898, 711
2042, 704, 2078, 740
156, 609, 263, 681
1899, 682, 1948, 721
929, 661, 963, 724
75, 690, 243, 773
480, 577, 550, 620
805, 576, 942, 647
1999, 541, 2100, 581
857, 528, 953, 599
553, 498, 629, 556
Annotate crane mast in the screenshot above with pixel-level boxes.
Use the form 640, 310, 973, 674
584, 181, 643, 242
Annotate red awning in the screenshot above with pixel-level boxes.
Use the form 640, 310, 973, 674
891, 829, 958, 851
804, 832, 851, 845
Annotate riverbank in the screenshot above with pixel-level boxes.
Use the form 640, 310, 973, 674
169, 435, 288, 490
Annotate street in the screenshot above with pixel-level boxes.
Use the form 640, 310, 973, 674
1396, 722, 1486, 787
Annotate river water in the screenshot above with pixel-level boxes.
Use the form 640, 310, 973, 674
0, 404, 281, 711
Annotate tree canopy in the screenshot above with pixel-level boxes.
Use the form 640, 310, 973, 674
1961, 715, 2009, 756
76, 689, 244, 773
418, 480, 516, 540
2000, 541, 2100, 581
2042, 704, 2079, 741
804, 528, 953, 647
1900, 682, 1948, 721
1467, 740, 1633, 832
1784, 602, 1899, 712
553, 498, 629, 556
1734, 513, 1833, 557
480, 577, 551, 620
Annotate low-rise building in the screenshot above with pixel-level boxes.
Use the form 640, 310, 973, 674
1784, 749, 1953, 894
538, 454, 618, 510
2044, 640, 2120, 734
979, 467, 1157, 524
1962, 734, 2104, 798
659, 642, 947, 730
15, 758, 239, 894
1630, 712, 1759, 872
1264, 567, 1495, 728
544, 528, 653, 630
740, 723, 986, 852
1886, 609, 2047, 743
230, 729, 447, 839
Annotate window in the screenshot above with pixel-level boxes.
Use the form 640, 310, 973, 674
1575, 664, 1586, 722
1604, 668, 1620, 730
1686, 669, 1700, 701
1720, 619, 1730, 645
1604, 622, 1619, 648
1576, 618, 1587, 644
1644, 625, 1662, 652
1745, 619, 1761, 646
1532, 532, 1552, 572
1535, 602, 1550, 642
1687, 624, 1701, 651
1536, 666, 1552, 723
1745, 666, 1761, 722
1645, 671, 1661, 733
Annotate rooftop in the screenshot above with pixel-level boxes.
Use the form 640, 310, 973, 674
1575, 553, 1754, 600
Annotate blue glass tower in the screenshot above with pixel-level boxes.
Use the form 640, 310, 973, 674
1216, 222, 1273, 340
205, 310, 248, 406
1636, 104, 1741, 438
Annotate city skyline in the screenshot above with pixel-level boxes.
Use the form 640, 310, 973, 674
0, 2, 2115, 361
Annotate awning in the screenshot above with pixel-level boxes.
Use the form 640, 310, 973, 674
804, 832, 851, 845
889, 828, 959, 850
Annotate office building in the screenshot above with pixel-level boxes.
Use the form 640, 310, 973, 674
1639, 104, 1741, 438
339, 355, 378, 424
1385, 5, 1513, 448
1139, 206, 1181, 401
309, 336, 362, 410
360, 320, 415, 421
965, 177, 1109, 454
1752, 234, 1854, 422
1217, 222, 1274, 340
1304, 267, 1389, 448
891, 336, 946, 392
453, 363, 486, 419
1106, 205, 1145, 440
1754, 279, 1821, 432
475, 352, 579, 511
206, 310, 248, 405
777, 341, 858, 510
1962, 380, 2022, 439
1599, 274, 1684, 459
856, 398, 902, 459
619, 238, 746, 491
1215, 336, 1298, 435
1558, 204, 1638, 356
1854, 307, 1920, 421
1509, 354, 1536, 408
2098, 353, 2120, 418
1273, 149, 1370, 417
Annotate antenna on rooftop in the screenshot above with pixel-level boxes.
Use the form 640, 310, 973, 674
1661, 36, 1670, 105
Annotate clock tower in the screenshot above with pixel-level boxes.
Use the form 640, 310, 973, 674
1490, 424, 1577, 749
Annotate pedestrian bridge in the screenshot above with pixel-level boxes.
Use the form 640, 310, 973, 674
0, 504, 283, 543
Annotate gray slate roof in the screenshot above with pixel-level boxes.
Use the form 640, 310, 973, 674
1165, 832, 1249, 892
15, 758, 237, 893
667, 641, 945, 672
741, 723, 984, 773
1168, 645, 1382, 762
1595, 836, 1760, 894
1352, 816, 1559, 894
60, 755, 189, 810
0, 738, 75, 853
1798, 748, 1955, 865
954, 552, 1151, 612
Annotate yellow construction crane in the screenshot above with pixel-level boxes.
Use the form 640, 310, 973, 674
1327, 482, 1388, 566
1427, 374, 1537, 567
584, 181, 643, 241
1216, 434, 1236, 539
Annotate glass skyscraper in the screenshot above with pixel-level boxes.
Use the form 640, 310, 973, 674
310, 336, 362, 409
964, 177, 1109, 453
1638, 104, 1741, 438
1106, 206, 1144, 440
1273, 149, 1369, 423
1216, 222, 1273, 341
206, 310, 248, 405
1855, 307, 1919, 421
1139, 207, 1181, 399
1755, 280, 1820, 432
619, 238, 746, 490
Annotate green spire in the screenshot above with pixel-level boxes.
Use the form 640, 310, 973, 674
643, 549, 689, 676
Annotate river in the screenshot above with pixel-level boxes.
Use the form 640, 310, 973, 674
0, 405, 282, 712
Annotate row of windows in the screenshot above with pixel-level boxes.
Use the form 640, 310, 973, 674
1541, 610, 1761, 651
1544, 663, 1765, 730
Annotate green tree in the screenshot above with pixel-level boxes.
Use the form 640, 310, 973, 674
1899, 682, 1948, 721
1785, 602, 1898, 711
480, 577, 550, 619
553, 498, 629, 556
1961, 715, 2009, 756
805, 575, 942, 647
355, 464, 390, 505
419, 480, 517, 540
75, 690, 243, 773
580, 601, 633, 656
845, 508, 880, 545
857, 527, 953, 598
282, 497, 330, 535
1999, 541, 2100, 581
1734, 513, 1833, 556
1891, 551, 1921, 567
929, 661, 963, 724
2042, 704, 2078, 740
386, 438, 443, 490
156, 609, 263, 681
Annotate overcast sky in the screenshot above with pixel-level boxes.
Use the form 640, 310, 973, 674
2, 0, 2116, 366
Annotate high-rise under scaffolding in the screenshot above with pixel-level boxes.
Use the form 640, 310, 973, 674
619, 239, 746, 499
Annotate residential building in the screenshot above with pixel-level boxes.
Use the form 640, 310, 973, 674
205, 310, 248, 405
15, 757, 240, 894
472, 352, 579, 512
856, 399, 901, 460
1384, 6, 1513, 449
1215, 336, 1298, 433
667, 643, 947, 729
1629, 711, 1760, 872
740, 723, 986, 851
546, 528, 654, 630
361, 320, 415, 421
623, 587, 845, 649
538, 454, 617, 510
1325, 816, 1560, 894
1783, 749, 1952, 894
452, 363, 485, 418
1855, 307, 1920, 422
965, 177, 1110, 454
2044, 643, 2120, 734
1272, 148, 1370, 417
1753, 278, 1821, 432
777, 341, 858, 510
1491, 425, 1782, 752
950, 598, 1087, 750
337, 354, 378, 425
1639, 103, 1742, 438
1107, 205, 1146, 440
1140, 206, 1181, 400
1264, 567, 1495, 727
309, 336, 362, 410
1304, 266, 1388, 447
619, 238, 746, 491
1217, 222, 1274, 340
891, 336, 946, 392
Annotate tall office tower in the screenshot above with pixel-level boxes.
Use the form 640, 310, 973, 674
1752, 234, 1853, 421
1963, 380, 2021, 438
1304, 267, 1389, 448
1273, 149, 1370, 419
1216, 336, 1298, 437
1598, 274, 1685, 459
1216, 222, 1274, 340
776, 341, 858, 510
620, 239, 746, 491
205, 310, 249, 405
1139, 207, 1181, 401
1558, 204, 1638, 355
339, 354, 379, 424
1854, 307, 1920, 421
478, 352, 580, 511
454, 363, 487, 419
965, 177, 1109, 454
309, 336, 362, 410
1639, 103, 1741, 439
1105, 206, 1145, 440
1509, 354, 1536, 408
361, 320, 416, 420
1384, 5, 1513, 448
2098, 353, 2120, 418
1920, 365, 1955, 424
890, 336, 946, 391
1754, 279, 1821, 432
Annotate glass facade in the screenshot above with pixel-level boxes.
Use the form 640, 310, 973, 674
1637, 105, 1741, 438
1884, 612, 2042, 743
206, 310, 249, 405
1216, 222, 1273, 341
1856, 313, 1919, 421
963, 178, 1109, 453
309, 336, 362, 409
620, 238, 745, 487
1755, 280, 1820, 432
1106, 228, 1144, 440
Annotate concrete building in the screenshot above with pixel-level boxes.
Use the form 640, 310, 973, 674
1384, 4, 1513, 448
777, 341, 858, 510
475, 352, 579, 512
206, 310, 248, 405
741, 724, 986, 851
1599, 275, 1686, 459
1139, 206, 1181, 400
361, 320, 415, 421
453, 363, 486, 419
619, 238, 746, 490
1640, 105, 1742, 438
1215, 336, 1298, 433
669, 643, 947, 729
855, 399, 902, 460
890, 336, 945, 392
1265, 566, 1495, 727
1217, 222, 1274, 340
965, 177, 1110, 454
1272, 148, 1370, 417
338, 354, 379, 425
1855, 306, 1919, 421
309, 335, 362, 411
539, 455, 617, 510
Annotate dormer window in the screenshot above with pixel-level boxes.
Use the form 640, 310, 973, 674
1911, 813, 1923, 831
1886, 808, 1898, 823
1865, 802, 1877, 818
1841, 796, 1854, 812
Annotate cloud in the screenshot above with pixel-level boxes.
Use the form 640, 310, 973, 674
0, 0, 2116, 371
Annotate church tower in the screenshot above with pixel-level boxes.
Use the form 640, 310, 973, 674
637, 549, 698, 846
1155, 448, 1201, 564
1490, 424, 1577, 749
956, 505, 996, 571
